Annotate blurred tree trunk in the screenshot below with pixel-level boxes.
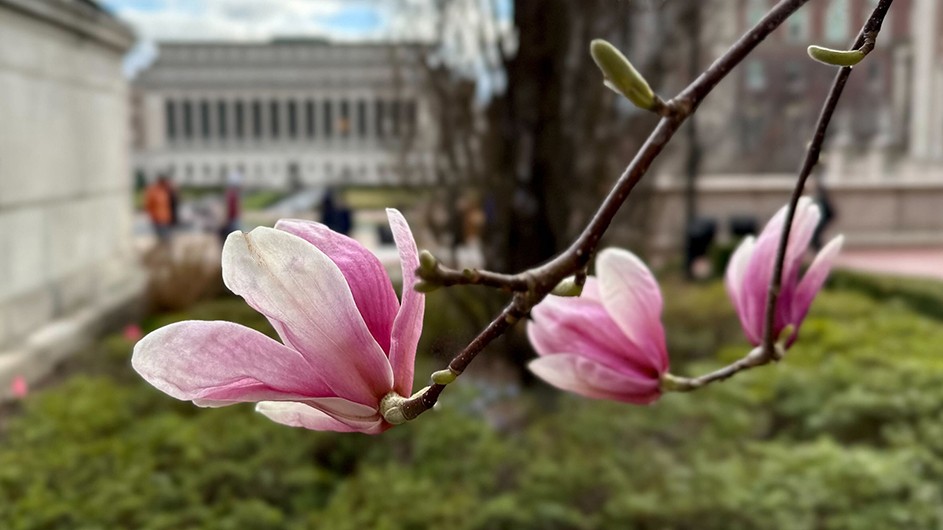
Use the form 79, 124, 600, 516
410, 0, 700, 377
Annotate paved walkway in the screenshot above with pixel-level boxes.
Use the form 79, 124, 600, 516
834, 247, 943, 281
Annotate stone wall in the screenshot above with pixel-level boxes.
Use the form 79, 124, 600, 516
650, 169, 943, 252
0, 0, 144, 385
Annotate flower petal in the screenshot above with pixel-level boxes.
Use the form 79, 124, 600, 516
527, 295, 659, 378
222, 227, 392, 405
725, 236, 759, 340
132, 320, 336, 405
595, 248, 669, 373
529, 354, 661, 404
275, 218, 399, 354
256, 401, 386, 434
791, 235, 844, 328
386, 209, 425, 396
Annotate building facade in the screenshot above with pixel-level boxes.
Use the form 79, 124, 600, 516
0, 0, 143, 391
133, 40, 437, 189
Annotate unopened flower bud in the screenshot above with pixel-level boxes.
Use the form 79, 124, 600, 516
807, 45, 865, 67
551, 276, 584, 297
590, 39, 656, 110
431, 368, 458, 385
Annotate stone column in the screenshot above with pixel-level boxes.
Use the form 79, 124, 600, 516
910, 0, 940, 159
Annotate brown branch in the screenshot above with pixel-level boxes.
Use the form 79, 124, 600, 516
663, 0, 894, 393
760, 0, 894, 355
401, 0, 820, 420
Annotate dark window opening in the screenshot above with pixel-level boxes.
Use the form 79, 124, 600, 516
375, 100, 385, 139
357, 100, 367, 138
288, 100, 298, 138
165, 99, 176, 140
270, 100, 280, 139
305, 100, 316, 138
235, 101, 245, 139
252, 100, 262, 139
323, 100, 334, 138
339, 101, 350, 137
200, 100, 210, 139
182, 101, 193, 139
217, 101, 228, 139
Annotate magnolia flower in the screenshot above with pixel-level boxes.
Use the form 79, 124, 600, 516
726, 197, 843, 348
527, 248, 669, 404
132, 209, 424, 435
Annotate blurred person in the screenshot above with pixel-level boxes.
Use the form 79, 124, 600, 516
320, 187, 352, 235
219, 171, 242, 243
810, 170, 836, 251
145, 174, 174, 245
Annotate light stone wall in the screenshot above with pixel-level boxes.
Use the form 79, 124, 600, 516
0, 0, 143, 359
650, 166, 943, 252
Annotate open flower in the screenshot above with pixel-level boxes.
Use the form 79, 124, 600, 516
726, 197, 843, 348
527, 248, 669, 404
132, 209, 424, 435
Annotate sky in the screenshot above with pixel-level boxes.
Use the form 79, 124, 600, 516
100, 0, 393, 76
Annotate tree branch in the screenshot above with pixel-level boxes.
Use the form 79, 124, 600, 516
401, 0, 836, 419
760, 0, 894, 356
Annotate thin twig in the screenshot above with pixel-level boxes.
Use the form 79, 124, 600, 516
398, 0, 816, 419
666, 0, 894, 392
760, 0, 894, 356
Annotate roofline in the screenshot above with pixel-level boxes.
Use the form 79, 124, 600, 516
0, 0, 134, 53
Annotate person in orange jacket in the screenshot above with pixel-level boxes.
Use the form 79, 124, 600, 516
145, 175, 174, 243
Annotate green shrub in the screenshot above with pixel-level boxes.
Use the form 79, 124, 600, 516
3, 278, 943, 528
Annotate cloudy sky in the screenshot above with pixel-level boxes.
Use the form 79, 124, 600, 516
100, 0, 397, 75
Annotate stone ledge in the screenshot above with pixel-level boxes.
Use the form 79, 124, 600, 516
0, 269, 146, 402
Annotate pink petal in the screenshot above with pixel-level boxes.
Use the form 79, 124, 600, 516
782, 198, 821, 275
725, 236, 760, 343
275, 219, 399, 354
386, 209, 425, 396
132, 320, 337, 405
595, 248, 669, 373
739, 229, 779, 346
527, 295, 659, 378
256, 401, 386, 434
222, 227, 393, 405
528, 354, 661, 404
791, 235, 844, 328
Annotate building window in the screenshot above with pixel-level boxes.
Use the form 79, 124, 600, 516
288, 100, 298, 138
339, 100, 350, 137
182, 100, 193, 139
785, 7, 809, 43
391, 100, 402, 136
746, 0, 767, 27
270, 100, 280, 139
404, 100, 417, 136
745, 60, 766, 91
825, 0, 849, 42
375, 99, 385, 138
200, 100, 211, 139
305, 100, 316, 138
165, 99, 176, 140
217, 100, 228, 139
235, 101, 245, 139
357, 100, 367, 138
252, 100, 263, 138
323, 100, 334, 138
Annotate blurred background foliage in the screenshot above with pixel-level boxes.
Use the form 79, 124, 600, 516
2, 273, 943, 529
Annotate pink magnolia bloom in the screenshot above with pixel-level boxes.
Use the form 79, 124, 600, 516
123, 323, 143, 342
132, 209, 424, 435
527, 248, 669, 404
10, 375, 28, 399
726, 197, 843, 347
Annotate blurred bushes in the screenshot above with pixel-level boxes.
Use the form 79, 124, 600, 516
2, 279, 943, 528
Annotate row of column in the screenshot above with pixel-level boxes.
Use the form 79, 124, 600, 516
164, 96, 418, 144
